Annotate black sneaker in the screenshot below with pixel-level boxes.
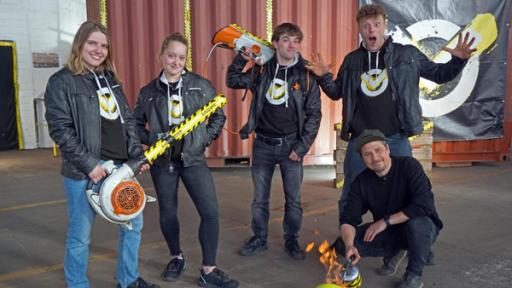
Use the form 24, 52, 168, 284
239, 236, 268, 256
284, 239, 305, 260
162, 256, 186, 281
118, 277, 160, 288
197, 268, 239, 288
378, 249, 407, 276
398, 272, 423, 288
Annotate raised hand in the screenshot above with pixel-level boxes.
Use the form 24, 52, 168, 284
307, 52, 334, 77
442, 32, 477, 59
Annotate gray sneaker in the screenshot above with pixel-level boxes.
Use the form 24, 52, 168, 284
398, 272, 423, 288
378, 250, 407, 276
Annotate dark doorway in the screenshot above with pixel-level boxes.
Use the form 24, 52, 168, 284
0, 41, 21, 150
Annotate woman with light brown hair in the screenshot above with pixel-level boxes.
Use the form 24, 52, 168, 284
44, 21, 157, 288
134, 33, 238, 288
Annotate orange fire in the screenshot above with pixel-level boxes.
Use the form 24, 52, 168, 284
308, 240, 349, 288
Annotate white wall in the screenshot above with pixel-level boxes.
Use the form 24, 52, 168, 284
0, 0, 86, 148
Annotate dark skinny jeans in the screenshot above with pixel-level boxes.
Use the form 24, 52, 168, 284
150, 161, 219, 266
335, 216, 439, 277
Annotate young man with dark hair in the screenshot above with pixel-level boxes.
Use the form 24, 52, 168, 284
226, 22, 321, 260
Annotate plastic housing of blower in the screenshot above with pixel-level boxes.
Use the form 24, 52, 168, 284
212, 24, 275, 65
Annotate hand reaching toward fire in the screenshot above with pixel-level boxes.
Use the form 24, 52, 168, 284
345, 245, 361, 265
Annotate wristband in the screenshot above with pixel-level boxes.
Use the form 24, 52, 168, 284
383, 215, 391, 227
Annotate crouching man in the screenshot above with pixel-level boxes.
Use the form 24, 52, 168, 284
333, 129, 442, 288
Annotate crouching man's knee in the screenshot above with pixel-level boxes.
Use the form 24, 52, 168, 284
406, 216, 438, 242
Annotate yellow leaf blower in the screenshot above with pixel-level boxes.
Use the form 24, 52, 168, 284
86, 95, 227, 229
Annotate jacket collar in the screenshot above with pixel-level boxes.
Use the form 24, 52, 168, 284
265, 53, 307, 73
155, 69, 189, 94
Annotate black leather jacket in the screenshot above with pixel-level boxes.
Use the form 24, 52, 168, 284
44, 67, 143, 180
226, 54, 322, 157
133, 71, 226, 167
318, 37, 466, 140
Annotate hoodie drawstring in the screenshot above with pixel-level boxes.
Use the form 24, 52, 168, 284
367, 50, 379, 77
89, 68, 124, 123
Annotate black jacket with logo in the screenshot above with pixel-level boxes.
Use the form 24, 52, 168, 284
44, 67, 143, 180
133, 71, 226, 167
318, 37, 466, 140
226, 54, 322, 157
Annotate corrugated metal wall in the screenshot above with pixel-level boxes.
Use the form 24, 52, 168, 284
86, 0, 511, 164
273, 0, 358, 161
189, 0, 270, 159
86, 0, 356, 164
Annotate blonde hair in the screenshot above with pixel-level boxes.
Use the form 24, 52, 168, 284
66, 21, 120, 82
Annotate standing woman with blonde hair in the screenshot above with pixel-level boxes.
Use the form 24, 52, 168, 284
44, 21, 158, 288
134, 33, 239, 288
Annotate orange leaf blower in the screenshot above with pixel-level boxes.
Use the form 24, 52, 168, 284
209, 24, 275, 65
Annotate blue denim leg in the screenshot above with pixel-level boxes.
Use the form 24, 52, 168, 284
339, 133, 412, 213
63, 177, 95, 288
251, 138, 277, 239
116, 213, 142, 287
339, 139, 367, 213
279, 147, 303, 240
386, 133, 413, 157
404, 216, 439, 277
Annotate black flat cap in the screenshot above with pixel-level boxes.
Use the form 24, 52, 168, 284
353, 129, 387, 152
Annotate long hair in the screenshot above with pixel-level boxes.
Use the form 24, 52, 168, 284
66, 21, 120, 82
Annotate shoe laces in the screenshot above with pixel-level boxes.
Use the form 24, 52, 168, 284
167, 257, 184, 271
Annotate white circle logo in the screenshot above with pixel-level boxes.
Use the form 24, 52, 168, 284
389, 15, 496, 118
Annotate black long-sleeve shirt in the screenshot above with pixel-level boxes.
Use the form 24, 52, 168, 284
340, 156, 443, 230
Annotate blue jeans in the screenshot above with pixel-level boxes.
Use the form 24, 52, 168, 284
251, 136, 303, 240
150, 161, 219, 266
63, 176, 143, 288
339, 133, 412, 213
334, 217, 439, 277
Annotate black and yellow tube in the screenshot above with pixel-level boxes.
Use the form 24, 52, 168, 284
126, 94, 227, 172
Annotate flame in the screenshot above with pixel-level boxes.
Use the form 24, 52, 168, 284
306, 242, 315, 252
308, 240, 349, 287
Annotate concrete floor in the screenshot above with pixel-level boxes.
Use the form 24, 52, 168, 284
0, 149, 511, 288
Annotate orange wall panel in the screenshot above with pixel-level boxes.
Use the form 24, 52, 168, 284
91, 0, 510, 163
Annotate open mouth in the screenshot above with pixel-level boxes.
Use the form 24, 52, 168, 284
368, 36, 377, 45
